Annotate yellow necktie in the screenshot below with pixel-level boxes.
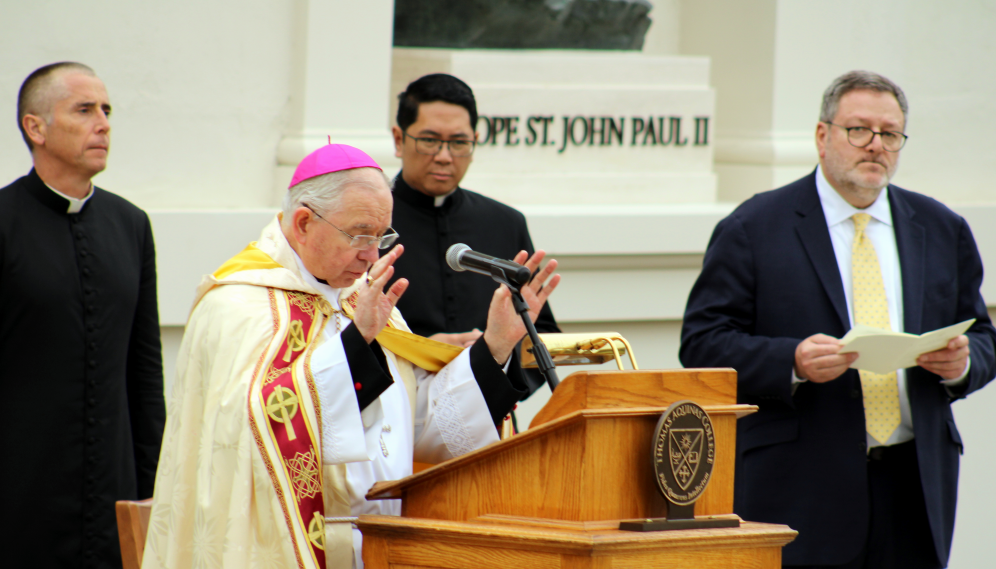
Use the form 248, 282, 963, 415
851, 213, 901, 444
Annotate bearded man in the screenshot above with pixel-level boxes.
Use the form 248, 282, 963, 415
680, 71, 996, 569
143, 144, 558, 569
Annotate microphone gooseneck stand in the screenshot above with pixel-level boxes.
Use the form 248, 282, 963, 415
508, 287, 559, 391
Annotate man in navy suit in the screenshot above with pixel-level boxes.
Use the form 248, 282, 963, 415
680, 71, 996, 568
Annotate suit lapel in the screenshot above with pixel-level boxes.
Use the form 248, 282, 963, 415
794, 175, 850, 331
890, 188, 925, 334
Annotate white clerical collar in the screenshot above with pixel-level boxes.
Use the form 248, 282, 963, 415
289, 246, 343, 311
815, 164, 893, 228
434, 190, 455, 207
44, 181, 94, 214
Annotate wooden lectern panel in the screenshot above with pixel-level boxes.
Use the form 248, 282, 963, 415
360, 515, 796, 569
361, 369, 794, 569
368, 369, 754, 522
370, 406, 750, 522
530, 368, 738, 428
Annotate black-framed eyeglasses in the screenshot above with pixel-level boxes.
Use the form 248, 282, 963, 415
823, 122, 908, 152
302, 204, 399, 250
403, 131, 476, 157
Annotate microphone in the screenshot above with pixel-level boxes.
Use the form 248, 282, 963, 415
445, 243, 532, 289
446, 243, 560, 390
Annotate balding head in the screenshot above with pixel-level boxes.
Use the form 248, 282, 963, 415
17, 62, 96, 150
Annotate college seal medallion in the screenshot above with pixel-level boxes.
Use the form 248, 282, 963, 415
620, 399, 738, 531
653, 399, 715, 505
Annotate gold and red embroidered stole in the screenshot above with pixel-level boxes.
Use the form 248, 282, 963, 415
249, 289, 333, 569
246, 285, 466, 568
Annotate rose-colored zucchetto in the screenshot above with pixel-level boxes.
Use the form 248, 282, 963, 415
288, 143, 382, 189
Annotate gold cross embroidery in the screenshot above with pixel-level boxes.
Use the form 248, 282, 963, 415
282, 320, 306, 362
307, 511, 325, 550
266, 386, 300, 441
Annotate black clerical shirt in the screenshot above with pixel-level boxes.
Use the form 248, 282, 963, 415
388, 174, 559, 395
0, 169, 165, 569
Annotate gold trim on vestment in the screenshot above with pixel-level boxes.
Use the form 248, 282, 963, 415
247, 288, 309, 569
304, 312, 329, 452
256, 290, 327, 569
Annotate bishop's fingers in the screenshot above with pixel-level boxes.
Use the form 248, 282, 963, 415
368, 245, 404, 284
385, 278, 408, 306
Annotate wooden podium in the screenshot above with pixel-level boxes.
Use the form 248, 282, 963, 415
360, 369, 796, 568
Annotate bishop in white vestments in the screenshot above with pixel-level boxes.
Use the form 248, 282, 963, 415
142, 144, 560, 569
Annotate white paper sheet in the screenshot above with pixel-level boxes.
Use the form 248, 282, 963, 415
838, 319, 976, 374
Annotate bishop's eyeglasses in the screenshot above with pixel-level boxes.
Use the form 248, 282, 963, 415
823, 122, 908, 152
302, 204, 399, 250
403, 131, 476, 157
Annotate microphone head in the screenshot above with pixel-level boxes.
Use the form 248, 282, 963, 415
446, 243, 471, 272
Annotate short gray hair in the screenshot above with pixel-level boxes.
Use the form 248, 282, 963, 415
819, 70, 908, 125
280, 167, 391, 230
18, 62, 97, 150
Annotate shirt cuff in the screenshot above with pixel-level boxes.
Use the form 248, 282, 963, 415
941, 356, 971, 396
789, 364, 808, 396
791, 367, 808, 385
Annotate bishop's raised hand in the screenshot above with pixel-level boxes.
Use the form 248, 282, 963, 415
353, 245, 409, 343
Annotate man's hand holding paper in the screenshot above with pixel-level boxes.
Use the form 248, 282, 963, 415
838, 318, 975, 376
794, 333, 859, 383
917, 334, 970, 380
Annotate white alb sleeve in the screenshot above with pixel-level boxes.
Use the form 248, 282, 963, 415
411, 349, 500, 464
310, 334, 382, 465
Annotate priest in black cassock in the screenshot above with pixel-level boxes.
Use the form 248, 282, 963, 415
0, 62, 165, 569
388, 74, 560, 397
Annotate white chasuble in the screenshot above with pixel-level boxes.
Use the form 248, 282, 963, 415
143, 217, 499, 569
